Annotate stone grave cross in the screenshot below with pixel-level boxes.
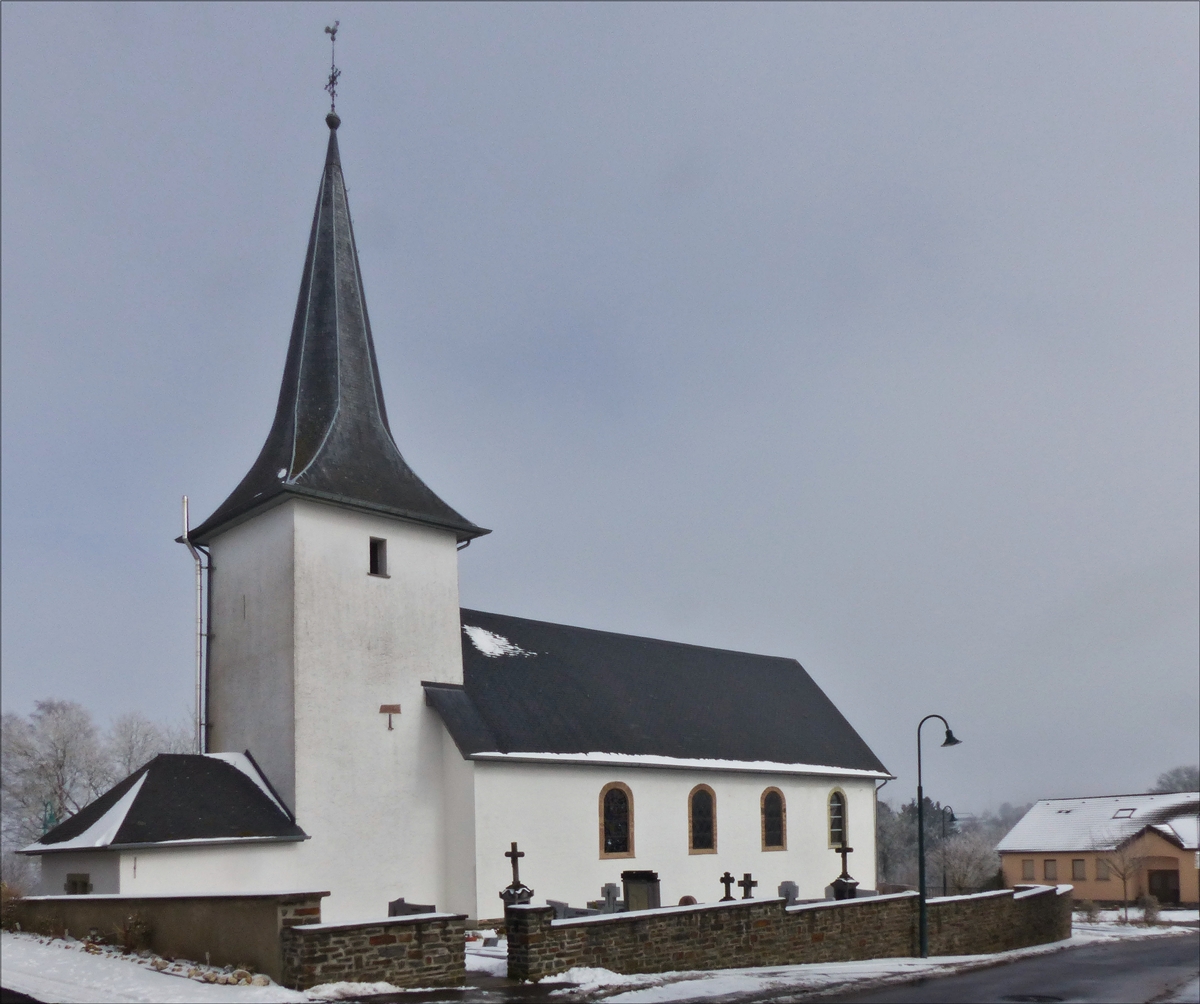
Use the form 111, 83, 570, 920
719, 871, 736, 901
738, 873, 758, 899
830, 844, 859, 900
500, 841, 534, 907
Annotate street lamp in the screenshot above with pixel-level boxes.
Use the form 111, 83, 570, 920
917, 714, 961, 958
940, 805, 956, 897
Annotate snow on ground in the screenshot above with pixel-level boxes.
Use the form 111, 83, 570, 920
4, 920, 1192, 1003
1082, 908, 1199, 924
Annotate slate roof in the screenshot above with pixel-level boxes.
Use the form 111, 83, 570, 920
995, 791, 1200, 854
188, 115, 487, 544
424, 609, 890, 774
23, 753, 307, 854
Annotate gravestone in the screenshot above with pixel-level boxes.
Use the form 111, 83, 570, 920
588, 883, 625, 914
778, 881, 799, 906
719, 871, 736, 901
621, 870, 661, 911
738, 873, 758, 900
830, 844, 859, 900
388, 897, 436, 916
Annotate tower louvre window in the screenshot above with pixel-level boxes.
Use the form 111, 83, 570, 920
369, 538, 388, 577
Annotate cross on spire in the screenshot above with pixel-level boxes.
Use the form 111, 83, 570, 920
738, 873, 758, 899
719, 871, 736, 901
324, 21, 341, 113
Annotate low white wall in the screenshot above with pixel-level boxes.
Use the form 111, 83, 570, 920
472, 762, 877, 917
35, 852, 120, 896
115, 842, 305, 895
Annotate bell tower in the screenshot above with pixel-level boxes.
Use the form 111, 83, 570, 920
185, 112, 488, 921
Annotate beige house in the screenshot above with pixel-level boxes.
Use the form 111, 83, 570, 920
997, 791, 1199, 907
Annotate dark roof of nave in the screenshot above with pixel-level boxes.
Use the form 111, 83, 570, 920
424, 609, 889, 774
188, 115, 487, 545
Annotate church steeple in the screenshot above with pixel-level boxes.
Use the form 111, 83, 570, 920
189, 116, 487, 544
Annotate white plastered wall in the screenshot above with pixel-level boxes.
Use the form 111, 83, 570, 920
472, 762, 877, 916
207, 503, 296, 807
34, 852, 120, 896
116, 842, 305, 895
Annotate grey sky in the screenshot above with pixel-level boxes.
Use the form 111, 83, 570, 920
3, 2, 1196, 815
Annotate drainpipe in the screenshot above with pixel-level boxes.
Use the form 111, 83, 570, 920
181, 497, 209, 754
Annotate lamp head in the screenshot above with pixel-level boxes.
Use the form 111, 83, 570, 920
941, 729, 962, 747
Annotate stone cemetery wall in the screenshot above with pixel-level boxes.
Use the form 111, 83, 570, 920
280, 912, 467, 990
507, 885, 1072, 980
8, 891, 326, 983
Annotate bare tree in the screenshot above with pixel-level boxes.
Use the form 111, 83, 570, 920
1151, 766, 1199, 793
1097, 838, 1146, 923
932, 832, 1001, 894
103, 711, 195, 780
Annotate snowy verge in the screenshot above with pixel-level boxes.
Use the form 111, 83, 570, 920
0, 931, 440, 1003
542, 923, 1190, 1002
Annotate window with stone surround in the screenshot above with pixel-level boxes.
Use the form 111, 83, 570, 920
828, 790, 847, 848
599, 782, 634, 858
1043, 859, 1058, 881
1096, 859, 1111, 881
1022, 859, 1035, 880
689, 784, 717, 853
1072, 859, 1086, 881
761, 788, 786, 850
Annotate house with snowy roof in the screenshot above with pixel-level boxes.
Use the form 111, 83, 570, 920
996, 791, 1199, 906
24, 111, 890, 923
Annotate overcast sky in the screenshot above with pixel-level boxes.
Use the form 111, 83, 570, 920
3, 2, 1197, 814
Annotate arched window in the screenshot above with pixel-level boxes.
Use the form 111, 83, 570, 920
761, 787, 786, 850
828, 790, 847, 848
689, 784, 717, 853
599, 782, 634, 858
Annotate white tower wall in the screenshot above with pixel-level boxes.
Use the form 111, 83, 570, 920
207, 497, 471, 922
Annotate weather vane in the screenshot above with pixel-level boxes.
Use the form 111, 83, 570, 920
324, 21, 341, 113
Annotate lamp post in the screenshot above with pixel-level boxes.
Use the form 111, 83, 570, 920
940, 805, 956, 897
917, 714, 961, 958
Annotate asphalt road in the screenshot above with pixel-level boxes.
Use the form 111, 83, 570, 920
815, 932, 1200, 1004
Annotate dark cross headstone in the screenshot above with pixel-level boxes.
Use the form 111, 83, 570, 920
738, 873, 758, 899
778, 881, 799, 906
830, 844, 859, 900
499, 841, 534, 907
719, 871, 736, 901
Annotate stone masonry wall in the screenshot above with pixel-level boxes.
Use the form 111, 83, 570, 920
280, 913, 467, 990
508, 886, 1072, 980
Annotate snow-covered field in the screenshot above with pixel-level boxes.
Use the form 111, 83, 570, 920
3, 919, 1193, 1003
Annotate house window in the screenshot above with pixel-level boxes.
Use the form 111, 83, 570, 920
1096, 859, 1110, 881
599, 782, 633, 858
369, 537, 388, 577
762, 788, 786, 850
689, 785, 717, 852
1043, 859, 1058, 881
64, 873, 92, 895
1072, 859, 1086, 881
1021, 859, 1035, 881
828, 790, 847, 848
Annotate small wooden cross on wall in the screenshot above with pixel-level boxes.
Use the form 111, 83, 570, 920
506, 841, 525, 887
738, 873, 758, 899
719, 871, 736, 901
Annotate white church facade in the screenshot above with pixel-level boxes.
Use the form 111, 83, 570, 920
26, 112, 890, 924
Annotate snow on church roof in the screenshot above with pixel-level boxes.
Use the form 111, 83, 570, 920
995, 790, 1200, 854
425, 609, 890, 775
22, 753, 307, 855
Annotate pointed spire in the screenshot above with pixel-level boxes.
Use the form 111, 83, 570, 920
189, 118, 488, 544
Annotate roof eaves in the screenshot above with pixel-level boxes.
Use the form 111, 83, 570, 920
186, 485, 490, 545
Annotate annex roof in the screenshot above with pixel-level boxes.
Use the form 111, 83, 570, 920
424, 609, 890, 776
995, 791, 1200, 854
22, 752, 307, 855
187, 115, 486, 545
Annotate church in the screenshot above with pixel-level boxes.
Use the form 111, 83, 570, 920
26, 111, 890, 924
